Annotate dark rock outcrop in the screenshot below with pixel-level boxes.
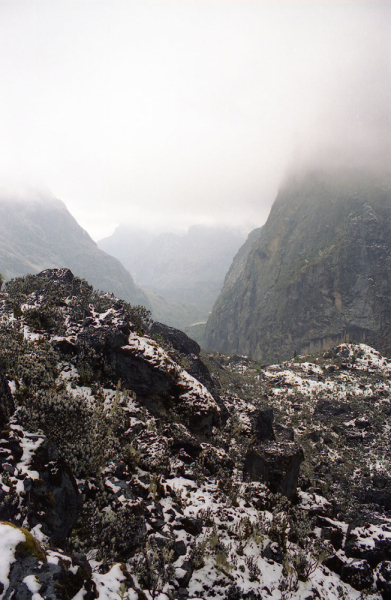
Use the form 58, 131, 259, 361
163, 423, 201, 459
0, 428, 79, 545
150, 321, 216, 393
251, 405, 275, 443
376, 561, 391, 600
200, 443, 234, 476
206, 168, 391, 362
243, 442, 304, 499
341, 559, 374, 591
0, 523, 97, 600
150, 322, 201, 357
19, 270, 220, 437
28, 439, 79, 544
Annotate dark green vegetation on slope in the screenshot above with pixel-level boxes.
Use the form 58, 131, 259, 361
206, 169, 391, 363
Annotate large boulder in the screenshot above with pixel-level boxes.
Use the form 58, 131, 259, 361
250, 405, 275, 443
341, 559, 374, 591
150, 321, 216, 393
376, 561, 391, 600
344, 523, 391, 568
243, 441, 304, 499
150, 321, 201, 356
27, 438, 80, 544
163, 423, 201, 459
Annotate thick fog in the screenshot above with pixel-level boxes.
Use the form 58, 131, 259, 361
0, 1, 389, 240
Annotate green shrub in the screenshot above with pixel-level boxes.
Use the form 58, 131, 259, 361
0, 325, 58, 391
16, 388, 127, 478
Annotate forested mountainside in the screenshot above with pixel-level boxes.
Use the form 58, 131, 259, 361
0, 269, 390, 599
205, 168, 391, 363
0, 192, 148, 307
98, 224, 246, 339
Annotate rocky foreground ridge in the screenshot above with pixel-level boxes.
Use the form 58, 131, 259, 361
0, 269, 390, 598
206, 168, 391, 363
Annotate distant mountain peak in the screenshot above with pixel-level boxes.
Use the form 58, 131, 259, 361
0, 191, 148, 307
206, 168, 391, 362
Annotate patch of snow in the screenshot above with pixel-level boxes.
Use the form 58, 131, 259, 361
13, 427, 44, 480
0, 522, 26, 598
7, 380, 16, 394
30, 524, 50, 545
23, 574, 41, 593
92, 563, 127, 599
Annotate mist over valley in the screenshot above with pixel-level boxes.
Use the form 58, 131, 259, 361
0, 2, 390, 599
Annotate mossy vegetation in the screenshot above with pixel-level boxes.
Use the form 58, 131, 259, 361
1, 521, 46, 562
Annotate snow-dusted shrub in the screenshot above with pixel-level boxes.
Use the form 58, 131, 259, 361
292, 548, 323, 582
23, 305, 65, 334
16, 389, 97, 477
74, 496, 144, 562
76, 341, 98, 386
0, 472, 28, 526
131, 537, 175, 599
244, 555, 261, 582
226, 585, 263, 599
0, 325, 59, 391
16, 389, 125, 478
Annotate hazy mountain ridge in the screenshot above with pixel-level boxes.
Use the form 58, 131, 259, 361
0, 269, 390, 598
99, 224, 246, 337
0, 192, 149, 307
205, 168, 391, 362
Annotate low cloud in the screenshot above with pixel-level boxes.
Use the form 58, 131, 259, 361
0, 1, 389, 239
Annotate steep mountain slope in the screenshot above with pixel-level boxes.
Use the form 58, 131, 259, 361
206, 168, 391, 362
0, 191, 148, 306
1, 269, 389, 598
99, 224, 246, 336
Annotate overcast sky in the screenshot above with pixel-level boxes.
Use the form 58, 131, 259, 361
0, 0, 390, 240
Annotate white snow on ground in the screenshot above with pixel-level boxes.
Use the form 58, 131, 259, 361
7, 380, 16, 394
92, 564, 130, 600
351, 522, 391, 550
0, 523, 26, 599
12, 426, 44, 481
0, 424, 49, 501
298, 491, 333, 514
261, 344, 391, 412
23, 574, 44, 599
30, 524, 50, 545
351, 344, 391, 374
164, 477, 371, 599
122, 333, 173, 371
23, 325, 44, 342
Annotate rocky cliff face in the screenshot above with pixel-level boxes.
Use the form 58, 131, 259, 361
0, 192, 148, 307
206, 168, 391, 362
